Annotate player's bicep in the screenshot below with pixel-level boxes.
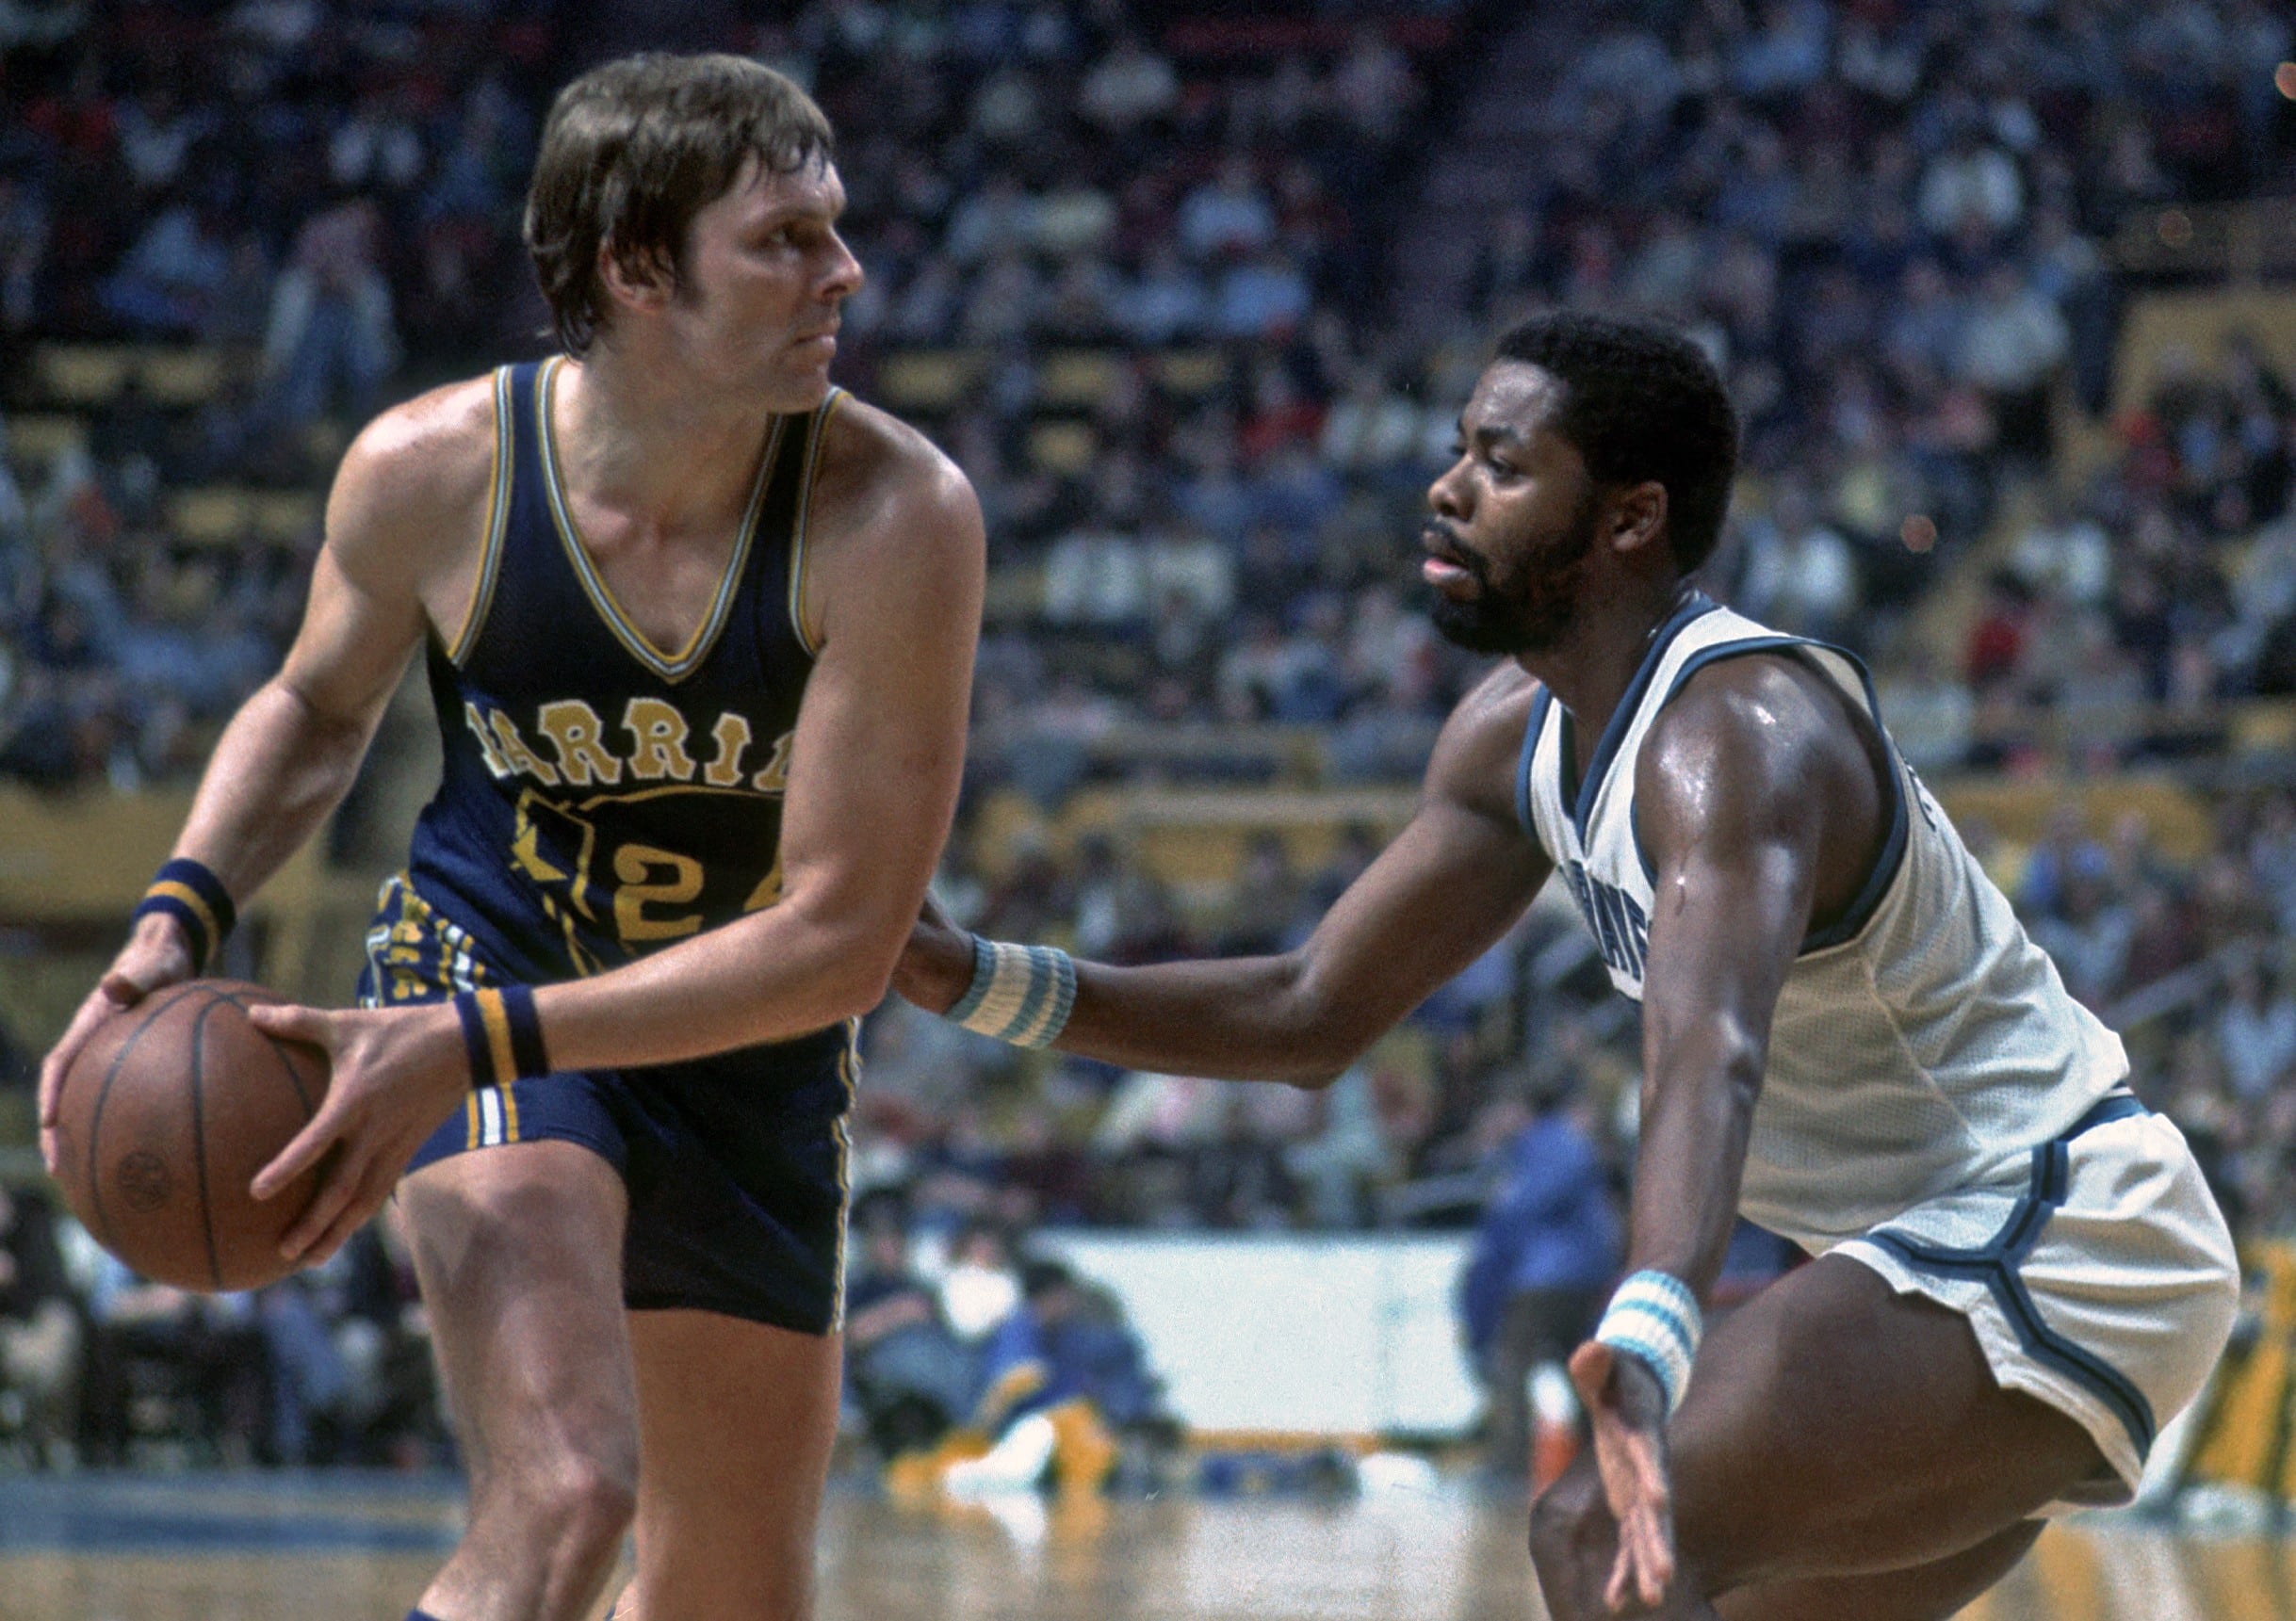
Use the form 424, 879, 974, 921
273, 430, 450, 729
1636, 707, 1828, 1048
272, 543, 424, 725
773, 462, 985, 947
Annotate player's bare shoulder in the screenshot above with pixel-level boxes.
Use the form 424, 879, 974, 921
323, 374, 502, 632
799, 393, 985, 644
1639, 651, 1878, 817
1425, 661, 1543, 827
1635, 651, 1887, 913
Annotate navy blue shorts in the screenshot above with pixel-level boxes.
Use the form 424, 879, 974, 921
359, 876, 856, 1336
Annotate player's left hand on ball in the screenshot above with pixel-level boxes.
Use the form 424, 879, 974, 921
245, 1001, 468, 1267
1569, 1337, 1677, 1613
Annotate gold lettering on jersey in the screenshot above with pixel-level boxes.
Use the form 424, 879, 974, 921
624, 698, 699, 782
703, 713, 754, 787
464, 703, 514, 778
535, 700, 624, 786
751, 730, 793, 794
471, 699, 779, 795
487, 711, 562, 786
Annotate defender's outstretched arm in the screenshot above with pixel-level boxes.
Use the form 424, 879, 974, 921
898, 667, 1555, 1086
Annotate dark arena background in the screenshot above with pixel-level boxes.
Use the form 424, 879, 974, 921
3, 3, 2296, 1617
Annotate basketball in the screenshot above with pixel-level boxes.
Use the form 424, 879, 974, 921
47, 980, 331, 1294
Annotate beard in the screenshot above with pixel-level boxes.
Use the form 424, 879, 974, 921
1425, 490, 1602, 656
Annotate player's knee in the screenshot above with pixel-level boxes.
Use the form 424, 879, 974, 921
1527, 1466, 1610, 1582
548, 1455, 638, 1557
501, 1435, 638, 1556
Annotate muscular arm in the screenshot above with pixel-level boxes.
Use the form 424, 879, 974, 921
907, 666, 1555, 1086
1623, 656, 1887, 1297
174, 406, 474, 897
527, 404, 985, 1068
40, 383, 490, 1153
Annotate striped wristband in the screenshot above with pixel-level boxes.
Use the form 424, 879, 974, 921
1594, 1269, 1702, 1416
452, 985, 550, 1090
945, 935, 1076, 1048
133, 857, 237, 973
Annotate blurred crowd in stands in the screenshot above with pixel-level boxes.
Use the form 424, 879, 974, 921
0, 1167, 1175, 1487
0, 1181, 442, 1470
12, 1, 2290, 789
6, 0, 2296, 1472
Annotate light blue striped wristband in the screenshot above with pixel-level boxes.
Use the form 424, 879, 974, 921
1594, 1269, 1702, 1415
946, 935, 1076, 1048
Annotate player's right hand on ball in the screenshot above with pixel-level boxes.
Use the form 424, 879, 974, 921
39, 914, 199, 1175
890, 890, 974, 1014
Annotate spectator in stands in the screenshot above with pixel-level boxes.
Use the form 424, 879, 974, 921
1956, 263, 2068, 463
0, 1183, 80, 1467
1457, 1076, 1620, 1488
2217, 959, 2296, 1104
0, 1012, 28, 1094
260, 198, 401, 431
844, 1201, 977, 1465
2032, 866, 2139, 1012
76, 1253, 269, 1467
99, 190, 236, 338
945, 1258, 1157, 1497
256, 1270, 352, 1467
1733, 481, 1859, 643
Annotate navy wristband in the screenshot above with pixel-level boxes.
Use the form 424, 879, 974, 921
451, 984, 550, 1089
132, 858, 236, 972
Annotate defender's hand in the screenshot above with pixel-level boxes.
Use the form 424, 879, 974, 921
1569, 1338, 1677, 1613
40, 914, 199, 1175
245, 1001, 469, 1267
890, 891, 975, 1014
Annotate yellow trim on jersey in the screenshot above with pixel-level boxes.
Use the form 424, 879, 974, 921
534, 356, 783, 683
145, 882, 220, 950
787, 388, 842, 657
464, 1093, 481, 1152
448, 367, 516, 666
828, 1014, 860, 1332
499, 1078, 521, 1143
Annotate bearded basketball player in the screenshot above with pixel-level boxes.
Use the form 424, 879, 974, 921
895, 312, 2237, 1619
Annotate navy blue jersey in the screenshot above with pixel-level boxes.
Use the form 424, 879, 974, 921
399, 357, 838, 1008
366, 358, 862, 1334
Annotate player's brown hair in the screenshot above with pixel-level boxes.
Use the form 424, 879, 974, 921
526, 53, 834, 357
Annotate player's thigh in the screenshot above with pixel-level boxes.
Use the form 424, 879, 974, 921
1668, 1254, 2105, 1594
399, 1139, 638, 1467
625, 1307, 841, 1621
1712, 1519, 2042, 1621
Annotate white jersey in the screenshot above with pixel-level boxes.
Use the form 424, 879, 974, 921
1519, 595, 2130, 1252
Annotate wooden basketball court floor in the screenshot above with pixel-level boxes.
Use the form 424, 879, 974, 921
0, 1471, 2290, 1620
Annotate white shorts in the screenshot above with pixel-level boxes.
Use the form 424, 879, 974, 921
1831, 1094, 2239, 1509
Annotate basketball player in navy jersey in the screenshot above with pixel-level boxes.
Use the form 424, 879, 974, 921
41, 56, 983, 1621
897, 313, 2237, 1618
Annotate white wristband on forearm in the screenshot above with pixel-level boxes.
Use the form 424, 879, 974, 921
1594, 1269, 1702, 1415
946, 935, 1076, 1048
